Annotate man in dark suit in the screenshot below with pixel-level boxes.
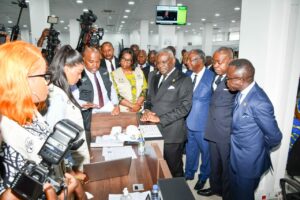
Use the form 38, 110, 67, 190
226, 59, 282, 200
100, 41, 119, 74
205, 55, 215, 74
141, 48, 193, 177
136, 50, 153, 82
72, 47, 120, 144
185, 49, 214, 190
198, 47, 236, 199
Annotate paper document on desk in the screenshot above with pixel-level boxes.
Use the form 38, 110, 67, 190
103, 146, 137, 160
109, 191, 151, 200
90, 135, 124, 147
139, 125, 162, 138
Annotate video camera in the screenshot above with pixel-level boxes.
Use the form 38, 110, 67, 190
11, 119, 83, 200
45, 16, 60, 63
76, 10, 104, 52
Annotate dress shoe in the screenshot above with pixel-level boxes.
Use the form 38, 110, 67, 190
197, 188, 214, 196
194, 180, 206, 190
185, 176, 194, 181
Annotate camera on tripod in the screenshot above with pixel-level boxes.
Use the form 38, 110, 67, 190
11, 119, 83, 200
76, 10, 104, 52
46, 15, 60, 63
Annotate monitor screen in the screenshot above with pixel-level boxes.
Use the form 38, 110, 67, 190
156, 5, 187, 25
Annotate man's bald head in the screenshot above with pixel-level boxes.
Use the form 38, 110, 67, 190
83, 47, 101, 73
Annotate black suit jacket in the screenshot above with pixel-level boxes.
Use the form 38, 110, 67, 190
100, 57, 119, 72
76, 67, 112, 132
204, 78, 237, 143
136, 63, 151, 82
146, 69, 193, 143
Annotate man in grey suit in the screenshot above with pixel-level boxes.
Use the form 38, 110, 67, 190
198, 47, 236, 199
141, 48, 193, 177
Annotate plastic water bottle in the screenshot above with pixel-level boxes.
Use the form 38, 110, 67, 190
138, 136, 145, 156
120, 187, 132, 200
151, 184, 160, 200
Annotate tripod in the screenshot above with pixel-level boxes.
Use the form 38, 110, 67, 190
10, 0, 28, 41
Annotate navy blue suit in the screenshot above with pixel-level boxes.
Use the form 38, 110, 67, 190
185, 69, 214, 181
230, 83, 282, 200
204, 77, 237, 200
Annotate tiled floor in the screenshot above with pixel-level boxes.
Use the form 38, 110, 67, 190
183, 155, 222, 200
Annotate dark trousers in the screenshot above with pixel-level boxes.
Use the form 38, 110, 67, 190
209, 141, 231, 200
185, 129, 210, 181
230, 167, 260, 200
164, 143, 185, 177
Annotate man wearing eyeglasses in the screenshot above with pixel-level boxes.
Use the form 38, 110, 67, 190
226, 59, 282, 200
184, 49, 214, 191
198, 47, 237, 199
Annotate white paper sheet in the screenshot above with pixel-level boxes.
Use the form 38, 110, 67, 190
103, 146, 137, 160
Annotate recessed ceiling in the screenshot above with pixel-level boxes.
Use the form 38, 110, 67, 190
0, 0, 241, 35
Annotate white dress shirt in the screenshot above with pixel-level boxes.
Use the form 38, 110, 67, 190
72, 68, 118, 113
239, 81, 256, 104
213, 74, 226, 91
158, 67, 176, 88
191, 67, 205, 91
104, 58, 117, 73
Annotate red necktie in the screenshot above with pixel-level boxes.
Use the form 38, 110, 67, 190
109, 60, 115, 71
94, 73, 104, 108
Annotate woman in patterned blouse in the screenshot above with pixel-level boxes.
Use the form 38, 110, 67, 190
111, 48, 147, 112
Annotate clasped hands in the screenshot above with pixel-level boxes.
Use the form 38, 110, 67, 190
140, 110, 160, 123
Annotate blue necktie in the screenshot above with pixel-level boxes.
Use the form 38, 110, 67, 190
234, 93, 242, 111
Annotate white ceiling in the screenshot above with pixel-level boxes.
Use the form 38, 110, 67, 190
0, 0, 241, 35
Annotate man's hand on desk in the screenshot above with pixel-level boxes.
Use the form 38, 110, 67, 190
140, 110, 160, 123
111, 105, 120, 115
81, 102, 100, 110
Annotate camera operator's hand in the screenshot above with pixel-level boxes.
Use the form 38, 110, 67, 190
62, 173, 87, 200
44, 183, 59, 200
37, 28, 49, 47
0, 189, 20, 200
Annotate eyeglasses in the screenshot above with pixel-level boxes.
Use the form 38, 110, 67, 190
28, 73, 52, 85
189, 57, 201, 63
121, 58, 132, 63
225, 77, 243, 81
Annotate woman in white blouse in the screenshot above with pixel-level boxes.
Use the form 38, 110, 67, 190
45, 45, 90, 170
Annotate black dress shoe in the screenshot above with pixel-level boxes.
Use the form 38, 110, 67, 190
197, 188, 214, 196
194, 180, 206, 190
185, 176, 194, 181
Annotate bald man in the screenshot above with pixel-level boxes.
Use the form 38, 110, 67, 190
100, 41, 119, 74
72, 47, 119, 144
226, 59, 282, 200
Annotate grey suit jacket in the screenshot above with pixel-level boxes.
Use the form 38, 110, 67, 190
204, 78, 237, 143
146, 68, 193, 143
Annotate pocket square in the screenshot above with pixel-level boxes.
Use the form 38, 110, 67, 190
223, 88, 229, 91
168, 85, 175, 90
